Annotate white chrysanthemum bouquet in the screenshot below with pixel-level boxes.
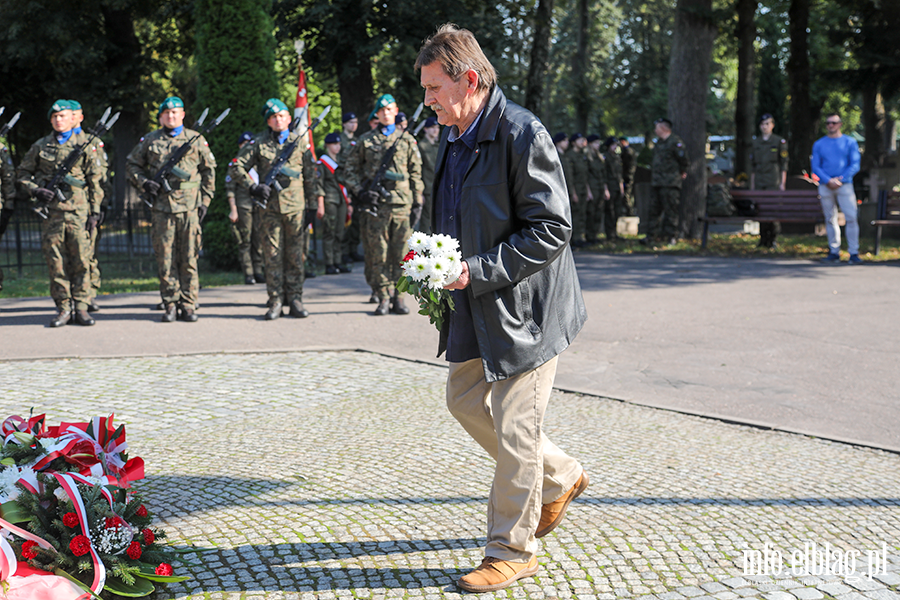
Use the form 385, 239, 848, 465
396, 232, 463, 330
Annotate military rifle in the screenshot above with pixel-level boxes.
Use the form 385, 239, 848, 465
142, 107, 230, 208
254, 105, 332, 209
358, 102, 424, 217
34, 107, 120, 219
0, 109, 21, 140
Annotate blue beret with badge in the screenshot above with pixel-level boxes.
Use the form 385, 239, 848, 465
239, 131, 253, 144
48, 99, 72, 119
373, 94, 396, 113
324, 132, 341, 144
423, 117, 438, 128
569, 132, 584, 143
158, 96, 184, 117
552, 132, 567, 145
262, 98, 289, 119
342, 112, 356, 123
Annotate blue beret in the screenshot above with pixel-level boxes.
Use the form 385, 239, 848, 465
373, 94, 396, 112
324, 132, 341, 144
423, 117, 438, 128
48, 99, 72, 119
552, 132, 567, 145
586, 134, 600, 143
158, 96, 184, 117
396, 112, 407, 123
342, 112, 356, 123
239, 131, 253, 144
604, 136, 618, 147
569, 132, 584, 143
262, 98, 290, 119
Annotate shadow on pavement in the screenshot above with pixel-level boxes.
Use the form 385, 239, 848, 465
573, 252, 899, 291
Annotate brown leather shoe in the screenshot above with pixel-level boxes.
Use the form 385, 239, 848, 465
536, 470, 589, 538
457, 556, 539, 592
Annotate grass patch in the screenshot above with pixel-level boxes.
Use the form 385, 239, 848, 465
1, 258, 244, 299
582, 232, 900, 262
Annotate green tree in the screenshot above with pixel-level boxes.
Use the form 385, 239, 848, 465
195, 0, 278, 269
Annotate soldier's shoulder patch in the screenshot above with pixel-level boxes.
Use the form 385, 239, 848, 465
230, 157, 238, 164
225, 175, 231, 183
204, 141, 209, 146
676, 142, 683, 147
139, 137, 145, 142
350, 141, 356, 146
780, 138, 787, 144
752, 135, 758, 140
99, 141, 105, 148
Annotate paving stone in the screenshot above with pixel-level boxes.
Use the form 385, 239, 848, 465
3, 350, 900, 600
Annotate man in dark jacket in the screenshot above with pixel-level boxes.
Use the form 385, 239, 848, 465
416, 23, 588, 594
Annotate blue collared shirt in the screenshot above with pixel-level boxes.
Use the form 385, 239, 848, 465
435, 112, 483, 363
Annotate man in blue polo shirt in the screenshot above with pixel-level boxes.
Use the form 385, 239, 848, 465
812, 112, 861, 264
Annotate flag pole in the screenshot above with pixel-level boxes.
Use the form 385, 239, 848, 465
294, 40, 317, 160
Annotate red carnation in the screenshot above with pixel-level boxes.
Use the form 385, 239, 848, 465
403, 251, 416, 263
69, 535, 91, 557
126, 540, 142, 560
135, 505, 148, 517
21, 541, 39, 559
142, 528, 155, 545
155, 563, 174, 576
105, 516, 124, 529
63, 512, 79, 528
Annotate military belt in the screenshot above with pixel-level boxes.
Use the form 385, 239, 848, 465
175, 181, 201, 190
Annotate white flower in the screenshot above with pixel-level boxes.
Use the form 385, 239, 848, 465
0, 466, 20, 503
427, 256, 452, 290
407, 232, 430, 254
38, 437, 59, 450
54, 486, 69, 502
404, 256, 431, 282
430, 234, 459, 256
442, 254, 464, 285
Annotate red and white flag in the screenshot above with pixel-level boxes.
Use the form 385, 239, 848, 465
294, 55, 317, 159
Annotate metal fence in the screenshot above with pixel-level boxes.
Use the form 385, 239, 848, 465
0, 200, 154, 276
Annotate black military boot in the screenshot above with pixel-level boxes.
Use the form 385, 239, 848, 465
161, 303, 177, 323
87, 301, 101, 313
289, 299, 309, 318
74, 309, 95, 326
265, 299, 283, 321
390, 295, 409, 315
49, 307, 72, 328
178, 307, 199, 322
373, 297, 390, 316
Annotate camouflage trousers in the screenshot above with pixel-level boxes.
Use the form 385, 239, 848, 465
88, 223, 101, 302
41, 210, 93, 311
649, 186, 682, 240
357, 211, 375, 292
622, 179, 635, 216
261, 209, 306, 305
604, 190, 624, 239
585, 185, 603, 240
755, 182, 781, 247
570, 193, 588, 243
151, 210, 201, 310
231, 203, 264, 278
364, 204, 410, 300
343, 204, 362, 257
321, 200, 348, 266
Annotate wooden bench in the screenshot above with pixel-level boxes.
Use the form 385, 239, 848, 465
872, 190, 900, 255
699, 189, 822, 248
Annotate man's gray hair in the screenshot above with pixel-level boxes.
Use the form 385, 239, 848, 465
415, 24, 497, 93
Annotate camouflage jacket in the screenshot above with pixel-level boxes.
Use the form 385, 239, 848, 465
338, 131, 357, 166
566, 147, 591, 197
343, 127, 422, 207
224, 158, 256, 210
418, 136, 439, 200
604, 146, 623, 187
0, 145, 15, 210
126, 128, 216, 213
558, 148, 575, 198
76, 131, 111, 209
750, 134, 788, 189
315, 154, 346, 205
651, 134, 689, 188
586, 145, 605, 194
232, 128, 316, 214
17, 132, 103, 216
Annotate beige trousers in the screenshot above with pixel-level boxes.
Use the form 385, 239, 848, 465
446, 356, 583, 562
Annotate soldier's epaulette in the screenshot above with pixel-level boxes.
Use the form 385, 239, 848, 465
780, 138, 787, 144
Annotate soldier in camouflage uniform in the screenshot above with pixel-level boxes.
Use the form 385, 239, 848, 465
126, 96, 215, 323
554, 132, 573, 216
71, 100, 110, 313
416, 116, 440, 235
316, 132, 353, 274
18, 100, 103, 327
338, 113, 364, 263
603, 137, 625, 241
619, 137, 637, 216
343, 94, 423, 316
232, 98, 318, 320
644, 118, 689, 245
225, 132, 265, 284
565, 133, 592, 246
585, 134, 604, 243
750, 113, 788, 248
0, 132, 16, 292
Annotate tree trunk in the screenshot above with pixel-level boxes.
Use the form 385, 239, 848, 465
734, 0, 756, 178
571, 0, 591, 133
668, 0, 717, 238
338, 60, 375, 127
787, 0, 811, 176
862, 81, 886, 167
524, 0, 555, 120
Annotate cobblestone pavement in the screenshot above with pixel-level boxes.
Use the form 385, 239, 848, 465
3, 350, 899, 600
